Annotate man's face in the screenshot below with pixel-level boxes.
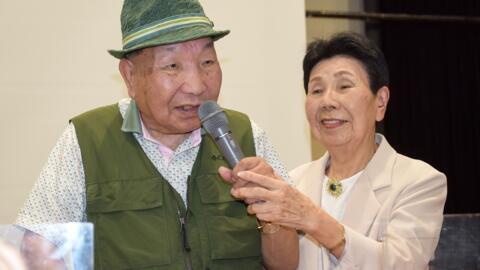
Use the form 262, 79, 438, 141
120, 37, 222, 138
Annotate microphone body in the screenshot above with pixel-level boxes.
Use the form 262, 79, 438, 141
198, 101, 245, 168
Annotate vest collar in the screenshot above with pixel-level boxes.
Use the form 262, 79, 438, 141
121, 98, 143, 134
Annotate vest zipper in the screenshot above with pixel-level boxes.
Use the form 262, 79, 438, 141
179, 211, 191, 252
179, 210, 193, 270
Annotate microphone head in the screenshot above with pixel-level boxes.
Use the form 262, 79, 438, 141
198, 100, 228, 134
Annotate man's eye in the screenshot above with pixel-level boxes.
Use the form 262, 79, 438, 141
203, 59, 215, 66
163, 63, 178, 70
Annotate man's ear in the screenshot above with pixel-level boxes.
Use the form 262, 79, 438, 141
375, 86, 390, 121
119, 58, 136, 98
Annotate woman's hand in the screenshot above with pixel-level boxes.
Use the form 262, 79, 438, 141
229, 170, 319, 231
231, 170, 346, 257
218, 158, 301, 268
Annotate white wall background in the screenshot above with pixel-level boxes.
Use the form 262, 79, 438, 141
0, 1, 309, 223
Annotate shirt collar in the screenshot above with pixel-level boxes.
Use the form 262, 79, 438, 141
119, 98, 203, 149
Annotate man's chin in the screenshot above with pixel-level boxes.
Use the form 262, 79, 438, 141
175, 124, 201, 134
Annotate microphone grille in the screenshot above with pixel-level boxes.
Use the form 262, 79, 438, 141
198, 100, 228, 132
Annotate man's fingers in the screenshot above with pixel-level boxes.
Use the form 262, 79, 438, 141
218, 166, 234, 184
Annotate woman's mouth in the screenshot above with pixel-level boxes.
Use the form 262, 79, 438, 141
321, 119, 348, 128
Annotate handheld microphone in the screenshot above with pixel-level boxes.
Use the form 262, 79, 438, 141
198, 100, 244, 168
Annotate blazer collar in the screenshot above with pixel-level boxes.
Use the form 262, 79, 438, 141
296, 155, 329, 207
364, 134, 396, 191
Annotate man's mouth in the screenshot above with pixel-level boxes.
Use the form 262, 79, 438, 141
177, 104, 200, 112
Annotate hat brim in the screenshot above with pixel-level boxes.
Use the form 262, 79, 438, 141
108, 25, 230, 59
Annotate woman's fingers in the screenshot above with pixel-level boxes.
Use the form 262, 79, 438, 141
236, 171, 284, 190
242, 187, 320, 232
232, 157, 275, 179
247, 201, 305, 229
231, 185, 273, 201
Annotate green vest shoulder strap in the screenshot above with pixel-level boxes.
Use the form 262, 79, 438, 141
71, 104, 262, 270
71, 104, 160, 185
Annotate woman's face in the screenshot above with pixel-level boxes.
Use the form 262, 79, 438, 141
305, 55, 389, 150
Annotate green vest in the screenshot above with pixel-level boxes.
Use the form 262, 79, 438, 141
71, 104, 262, 270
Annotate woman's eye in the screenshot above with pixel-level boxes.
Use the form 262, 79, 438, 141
338, 80, 354, 90
310, 88, 323, 95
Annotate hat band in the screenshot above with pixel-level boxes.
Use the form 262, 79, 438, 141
122, 15, 213, 49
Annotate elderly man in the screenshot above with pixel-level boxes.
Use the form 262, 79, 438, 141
16, 0, 298, 269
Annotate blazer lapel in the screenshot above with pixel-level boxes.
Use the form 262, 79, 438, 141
342, 173, 381, 235
342, 134, 396, 235
294, 155, 329, 270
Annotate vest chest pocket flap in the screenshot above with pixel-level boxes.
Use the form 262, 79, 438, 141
86, 178, 174, 270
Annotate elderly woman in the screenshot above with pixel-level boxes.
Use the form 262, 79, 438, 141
224, 32, 447, 269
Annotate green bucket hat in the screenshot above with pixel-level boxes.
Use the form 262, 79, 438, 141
108, 0, 230, 59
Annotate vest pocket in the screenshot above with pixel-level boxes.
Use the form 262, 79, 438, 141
206, 216, 261, 260
87, 178, 172, 269
195, 174, 262, 261
196, 173, 247, 216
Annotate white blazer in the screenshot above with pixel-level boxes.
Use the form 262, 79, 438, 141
291, 135, 447, 270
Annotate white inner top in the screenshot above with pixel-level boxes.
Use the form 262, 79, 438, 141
320, 170, 363, 269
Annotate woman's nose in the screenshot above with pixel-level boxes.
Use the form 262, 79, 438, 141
320, 89, 339, 111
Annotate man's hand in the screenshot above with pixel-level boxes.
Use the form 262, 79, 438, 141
218, 157, 280, 204
20, 231, 67, 270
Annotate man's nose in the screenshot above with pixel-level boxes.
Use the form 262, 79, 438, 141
181, 67, 207, 95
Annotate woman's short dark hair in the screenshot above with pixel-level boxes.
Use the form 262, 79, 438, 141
303, 32, 389, 94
